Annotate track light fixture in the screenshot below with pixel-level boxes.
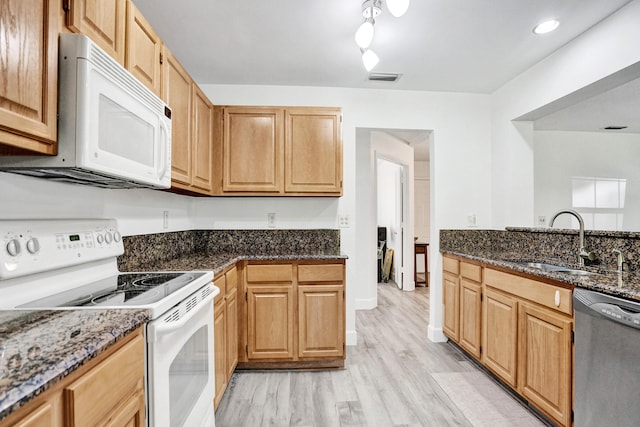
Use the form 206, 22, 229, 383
355, 0, 410, 71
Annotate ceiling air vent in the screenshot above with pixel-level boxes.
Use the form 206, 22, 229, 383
368, 73, 401, 82
602, 125, 628, 130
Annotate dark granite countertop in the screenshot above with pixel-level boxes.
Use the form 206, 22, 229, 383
0, 309, 149, 420
125, 252, 348, 275
443, 249, 640, 302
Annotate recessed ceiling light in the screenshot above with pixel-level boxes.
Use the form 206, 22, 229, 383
533, 19, 560, 35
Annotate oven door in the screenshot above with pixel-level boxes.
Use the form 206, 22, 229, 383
146, 284, 217, 427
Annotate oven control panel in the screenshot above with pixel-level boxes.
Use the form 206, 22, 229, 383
0, 219, 123, 280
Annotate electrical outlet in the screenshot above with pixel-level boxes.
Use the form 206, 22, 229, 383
339, 214, 350, 228
163, 211, 169, 229
267, 213, 276, 228
538, 215, 546, 226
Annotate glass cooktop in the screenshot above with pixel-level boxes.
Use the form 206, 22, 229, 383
18, 272, 207, 309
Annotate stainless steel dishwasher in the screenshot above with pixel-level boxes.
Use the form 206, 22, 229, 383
574, 288, 640, 426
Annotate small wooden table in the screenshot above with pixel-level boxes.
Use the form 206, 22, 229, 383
415, 242, 429, 286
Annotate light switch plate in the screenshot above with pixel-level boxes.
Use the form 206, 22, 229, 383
267, 213, 276, 228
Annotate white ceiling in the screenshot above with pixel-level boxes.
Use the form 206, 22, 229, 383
131, 0, 633, 93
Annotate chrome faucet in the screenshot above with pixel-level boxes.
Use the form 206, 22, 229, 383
549, 209, 595, 267
612, 249, 625, 273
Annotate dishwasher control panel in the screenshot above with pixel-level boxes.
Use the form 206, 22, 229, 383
0, 219, 123, 280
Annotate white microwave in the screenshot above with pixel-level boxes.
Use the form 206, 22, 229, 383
0, 34, 172, 189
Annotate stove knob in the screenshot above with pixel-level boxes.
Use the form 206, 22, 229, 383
96, 234, 104, 244
105, 232, 113, 244
26, 238, 40, 254
113, 231, 122, 242
6, 239, 21, 256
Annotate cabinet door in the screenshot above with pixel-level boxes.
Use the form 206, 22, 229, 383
442, 272, 460, 342
247, 285, 294, 360
518, 302, 572, 427
191, 85, 213, 192
162, 48, 192, 187
213, 298, 227, 409
483, 287, 518, 387
459, 279, 482, 359
298, 285, 344, 358
0, 0, 58, 154
104, 389, 145, 427
222, 107, 284, 193
284, 108, 342, 194
66, 0, 126, 64
125, 1, 162, 95
12, 402, 60, 427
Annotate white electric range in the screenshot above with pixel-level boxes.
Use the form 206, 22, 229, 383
0, 219, 218, 427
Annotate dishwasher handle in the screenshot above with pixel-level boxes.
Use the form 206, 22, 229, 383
574, 288, 640, 330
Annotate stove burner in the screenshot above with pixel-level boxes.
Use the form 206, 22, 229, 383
91, 289, 161, 305
132, 273, 194, 288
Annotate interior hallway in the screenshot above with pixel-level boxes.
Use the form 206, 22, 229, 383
215, 282, 548, 426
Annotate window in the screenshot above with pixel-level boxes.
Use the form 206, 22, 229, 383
571, 177, 626, 230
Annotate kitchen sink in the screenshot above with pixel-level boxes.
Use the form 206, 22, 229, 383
518, 262, 597, 276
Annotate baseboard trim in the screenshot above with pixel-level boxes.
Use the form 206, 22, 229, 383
346, 330, 357, 346
355, 297, 376, 310
428, 325, 448, 343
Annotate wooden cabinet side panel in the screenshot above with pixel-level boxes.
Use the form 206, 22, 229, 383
162, 48, 193, 186
226, 291, 239, 380
0, 0, 58, 153
67, 0, 126, 64
64, 332, 144, 427
459, 279, 482, 359
125, 1, 162, 95
482, 287, 518, 387
223, 108, 283, 192
284, 108, 342, 194
442, 272, 460, 342
247, 285, 294, 360
298, 285, 344, 358
191, 85, 213, 192
518, 303, 572, 427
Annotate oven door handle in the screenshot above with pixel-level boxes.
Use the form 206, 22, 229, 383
148, 285, 218, 342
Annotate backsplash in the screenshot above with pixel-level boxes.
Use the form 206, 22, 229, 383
440, 228, 640, 272
118, 229, 340, 271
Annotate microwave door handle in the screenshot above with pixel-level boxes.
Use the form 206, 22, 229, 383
147, 288, 217, 342
158, 118, 170, 180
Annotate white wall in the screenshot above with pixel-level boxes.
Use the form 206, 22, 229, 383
534, 130, 640, 231
491, 0, 640, 229
414, 160, 430, 245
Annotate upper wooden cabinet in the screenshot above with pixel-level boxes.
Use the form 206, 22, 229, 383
162, 47, 193, 187
0, 0, 59, 155
190, 85, 214, 192
125, 0, 162, 96
65, 0, 126, 65
221, 107, 283, 193
285, 108, 343, 194
215, 106, 343, 196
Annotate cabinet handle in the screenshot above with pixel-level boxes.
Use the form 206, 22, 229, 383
554, 290, 560, 307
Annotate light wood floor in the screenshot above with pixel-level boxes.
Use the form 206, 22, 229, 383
215, 282, 547, 427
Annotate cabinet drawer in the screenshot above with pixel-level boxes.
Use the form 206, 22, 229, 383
460, 262, 481, 282
64, 331, 144, 426
443, 256, 459, 275
246, 264, 293, 283
484, 268, 572, 315
214, 275, 226, 303
298, 264, 344, 283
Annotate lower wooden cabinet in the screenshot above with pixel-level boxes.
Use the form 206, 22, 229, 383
443, 254, 574, 427
240, 260, 345, 368
213, 266, 239, 410
0, 328, 145, 427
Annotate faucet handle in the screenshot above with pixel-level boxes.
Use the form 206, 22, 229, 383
579, 248, 596, 262
612, 249, 625, 271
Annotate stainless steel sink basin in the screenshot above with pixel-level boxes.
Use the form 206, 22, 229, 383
518, 262, 597, 276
